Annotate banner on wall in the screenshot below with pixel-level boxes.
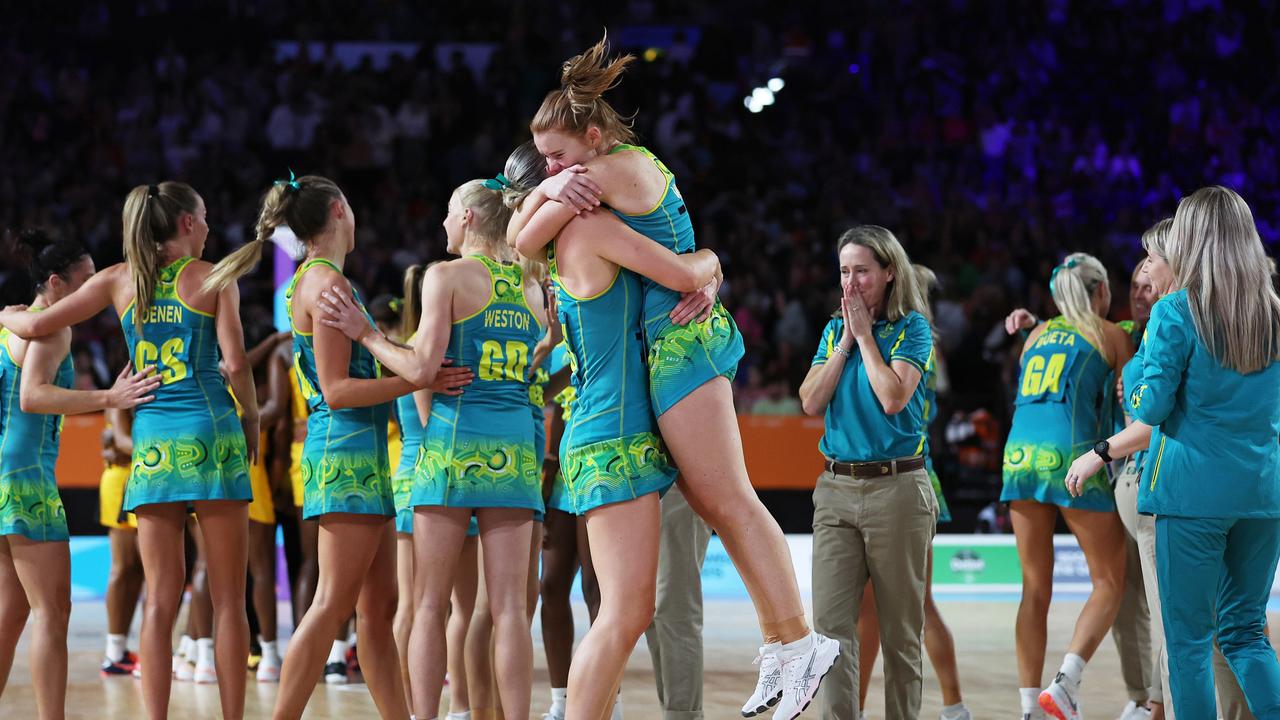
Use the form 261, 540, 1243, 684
62, 533, 1280, 602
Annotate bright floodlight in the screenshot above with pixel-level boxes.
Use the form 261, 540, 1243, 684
752, 87, 774, 106
768, 77, 785, 92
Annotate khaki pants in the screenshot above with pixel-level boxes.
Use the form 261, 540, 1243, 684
812, 467, 936, 720
1114, 461, 1155, 703
644, 486, 713, 720
1133, 500, 1253, 718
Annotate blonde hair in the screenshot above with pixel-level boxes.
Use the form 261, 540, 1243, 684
500, 141, 549, 211
1141, 217, 1173, 260
399, 264, 426, 341
530, 33, 637, 145
122, 181, 200, 330
836, 225, 929, 323
1049, 252, 1109, 354
455, 179, 514, 257
204, 175, 344, 293
911, 264, 938, 324
1166, 186, 1280, 373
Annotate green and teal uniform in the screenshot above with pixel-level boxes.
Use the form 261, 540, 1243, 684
811, 313, 933, 462
0, 321, 72, 541
545, 343, 577, 514
1120, 336, 1149, 471
529, 362, 550, 524
920, 347, 951, 524
1001, 316, 1114, 511
1129, 290, 1280, 716
413, 256, 543, 512
550, 246, 677, 514
122, 257, 250, 511
607, 144, 744, 416
393, 345, 424, 534
287, 259, 393, 520
1110, 319, 1143, 438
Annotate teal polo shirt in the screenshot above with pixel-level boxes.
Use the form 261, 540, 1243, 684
812, 311, 933, 463
1132, 290, 1280, 519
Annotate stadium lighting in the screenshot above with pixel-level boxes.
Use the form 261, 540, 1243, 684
767, 77, 785, 92
752, 87, 774, 106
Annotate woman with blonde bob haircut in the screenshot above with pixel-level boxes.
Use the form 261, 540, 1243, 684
799, 225, 935, 719
1065, 186, 1280, 718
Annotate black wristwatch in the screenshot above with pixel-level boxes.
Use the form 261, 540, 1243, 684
1093, 440, 1113, 464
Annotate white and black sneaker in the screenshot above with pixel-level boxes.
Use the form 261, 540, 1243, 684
324, 660, 349, 684
741, 643, 783, 717
1039, 673, 1082, 720
770, 633, 841, 720
1116, 701, 1151, 720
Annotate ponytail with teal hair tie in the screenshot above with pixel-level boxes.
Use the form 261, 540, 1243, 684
1049, 257, 1080, 292
274, 168, 302, 195
482, 173, 511, 191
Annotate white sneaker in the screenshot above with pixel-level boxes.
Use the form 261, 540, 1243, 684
942, 709, 973, 720
174, 660, 195, 682
193, 661, 217, 685
542, 714, 565, 720
1038, 674, 1082, 720
132, 663, 142, 679
1116, 701, 1151, 720
741, 643, 783, 717
770, 633, 841, 720
256, 661, 280, 683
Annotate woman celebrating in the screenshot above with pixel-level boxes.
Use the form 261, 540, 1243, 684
0, 184, 259, 720
0, 230, 156, 718
798, 226, 936, 720
202, 174, 414, 719
510, 36, 837, 714
999, 251, 1133, 720
1065, 186, 1280, 718
318, 176, 546, 720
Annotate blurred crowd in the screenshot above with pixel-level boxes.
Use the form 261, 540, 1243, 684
2, 0, 1277, 522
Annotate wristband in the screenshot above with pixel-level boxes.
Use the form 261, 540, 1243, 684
833, 344, 852, 358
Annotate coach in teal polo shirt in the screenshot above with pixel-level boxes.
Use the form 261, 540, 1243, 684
1065, 186, 1280, 719
800, 225, 938, 720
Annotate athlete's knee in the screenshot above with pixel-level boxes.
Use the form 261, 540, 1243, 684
1019, 581, 1052, 611
0, 603, 30, 635
358, 596, 398, 629
599, 598, 655, 642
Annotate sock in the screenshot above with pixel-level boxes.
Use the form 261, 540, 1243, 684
327, 639, 348, 665
106, 633, 127, 663
346, 630, 358, 646
177, 634, 194, 661
941, 702, 968, 719
259, 638, 280, 666
446, 713, 471, 720
195, 638, 215, 668
1020, 687, 1040, 715
549, 687, 567, 716
610, 693, 623, 720
1058, 652, 1086, 691
780, 632, 814, 654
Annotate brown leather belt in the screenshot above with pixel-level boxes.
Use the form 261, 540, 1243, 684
824, 456, 926, 479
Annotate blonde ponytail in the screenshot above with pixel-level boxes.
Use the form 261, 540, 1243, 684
530, 33, 637, 144
204, 175, 344, 292
122, 181, 199, 330
399, 264, 426, 340
1049, 252, 1109, 356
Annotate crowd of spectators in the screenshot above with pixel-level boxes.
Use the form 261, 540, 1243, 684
2, 0, 1277, 523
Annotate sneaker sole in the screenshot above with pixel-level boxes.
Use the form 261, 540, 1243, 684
325, 676, 348, 685
1038, 691, 1075, 720
775, 642, 842, 720
741, 689, 783, 717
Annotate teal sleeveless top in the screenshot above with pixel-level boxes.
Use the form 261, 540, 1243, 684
606, 143, 743, 415
412, 255, 543, 511
1002, 316, 1115, 510
548, 245, 675, 514
287, 258, 392, 519
0, 318, 74, 540
121, 256, 250, 509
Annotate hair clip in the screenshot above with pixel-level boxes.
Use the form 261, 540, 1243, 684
389, 298, 404, 313
147, 184, 160, 199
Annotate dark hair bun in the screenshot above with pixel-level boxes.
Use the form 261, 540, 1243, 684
15, 228, 55, 257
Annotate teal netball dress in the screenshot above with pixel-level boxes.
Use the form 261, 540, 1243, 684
549, 246, 677, 514
1002, 317, 1115, 511
0, 322, 72, 541
393, 340, 424, 534
412, 256, 543, 512
607, 144, 745, 416
921, 348, 952, 523
122, 257, 251, 510
288, 258, 393, 520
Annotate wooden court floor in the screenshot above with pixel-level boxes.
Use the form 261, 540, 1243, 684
2, 599, 1276, 718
